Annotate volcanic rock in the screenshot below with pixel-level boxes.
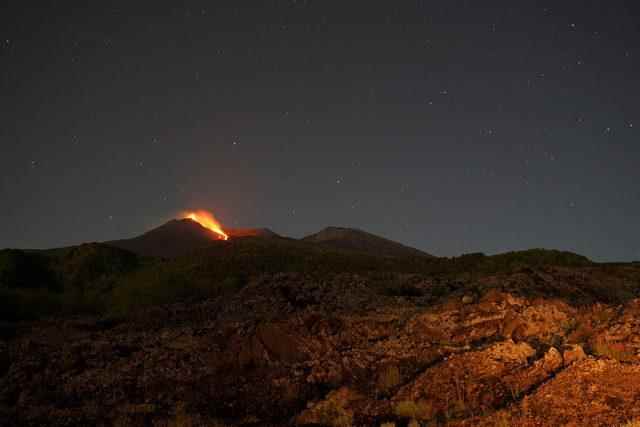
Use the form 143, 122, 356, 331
2, 266, 640, 426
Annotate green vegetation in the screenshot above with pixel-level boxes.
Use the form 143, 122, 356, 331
475, 249, 591, 272
0, 249, 59, 291
313, 400, 352, 427
591, 338, 636, 362
0, 237, 624, 323
393, 400, 433, 420
376, 365, 401, 393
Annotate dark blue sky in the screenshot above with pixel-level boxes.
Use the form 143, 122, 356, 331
1, 1, 639, 261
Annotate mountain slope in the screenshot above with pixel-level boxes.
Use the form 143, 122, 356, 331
107, 220, 281, 258
302, 226, 432, 258
226, 227, 280, 238
107, 219, 224, 258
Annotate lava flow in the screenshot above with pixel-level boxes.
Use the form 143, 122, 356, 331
182, 210, 229, 240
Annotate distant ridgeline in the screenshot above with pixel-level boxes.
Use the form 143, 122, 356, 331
0, 227, 595, 323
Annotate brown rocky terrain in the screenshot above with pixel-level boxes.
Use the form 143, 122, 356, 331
2, 264, 640, 426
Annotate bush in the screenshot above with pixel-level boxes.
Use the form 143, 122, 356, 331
314, 400, 352, 427
0, 288, 64, 321
108, 265, 247, 315
393, 400, 433, 420
0, 249, 59, 291
591, 338, 636, 362
376, 365, 401, 393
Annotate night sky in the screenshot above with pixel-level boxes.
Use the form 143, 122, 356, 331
2, 1, 639, 261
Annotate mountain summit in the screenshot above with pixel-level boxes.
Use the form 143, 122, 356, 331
226, 227, 280, 238
302, 226, 431, 258
107, 219, 280, 258
107, 219, 222, 258
106, 219, 426, 259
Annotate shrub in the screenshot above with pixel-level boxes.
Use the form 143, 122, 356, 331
491, 411, 512, 427
393, 400, 433, 420
566, 320, 595, 345
0, 249, 59, 291
376, 365, 401, 393
591, 338, 636, 362
0, 288, 64, 321
315, 400, 352, 427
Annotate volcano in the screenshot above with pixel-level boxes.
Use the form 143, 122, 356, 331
107, 219, 222, 258
107, 219, 281, 258
303, 226, 432, 258
106, 218, 429, 259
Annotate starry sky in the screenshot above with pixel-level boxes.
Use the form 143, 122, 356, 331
1, 1, 639, 261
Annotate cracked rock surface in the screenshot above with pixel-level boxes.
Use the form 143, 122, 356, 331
2, 266, 640, 426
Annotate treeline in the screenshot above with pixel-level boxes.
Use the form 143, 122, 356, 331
0, 239, 593, 322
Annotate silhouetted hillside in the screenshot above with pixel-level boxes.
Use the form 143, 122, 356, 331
227, 227, 280, 238
303, 226, 432, 258
0, 249, 58, 291
107, 218, 222, 257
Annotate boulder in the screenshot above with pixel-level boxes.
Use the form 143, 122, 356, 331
563, 344, 587, 366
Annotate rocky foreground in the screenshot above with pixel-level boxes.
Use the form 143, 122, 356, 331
2, 266, 640, 426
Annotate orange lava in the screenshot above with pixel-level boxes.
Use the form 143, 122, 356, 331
182, 210, 229, 240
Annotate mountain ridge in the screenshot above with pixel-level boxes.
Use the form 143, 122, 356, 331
303, 225, 432, 258
105, 219, 430, 259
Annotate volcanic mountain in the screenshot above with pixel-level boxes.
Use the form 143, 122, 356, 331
107, 219, 279, 258
225, 227, 280, 238
302, 226, 431, 258
106, 219, 220, 258
7, 218, 640, 427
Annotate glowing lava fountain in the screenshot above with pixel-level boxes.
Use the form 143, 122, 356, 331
182, 210, 229, 240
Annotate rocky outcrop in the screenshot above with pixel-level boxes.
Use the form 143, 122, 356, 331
1, 267, 640, 426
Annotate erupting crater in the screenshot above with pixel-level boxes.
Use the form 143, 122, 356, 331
181, 210, 229, 240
